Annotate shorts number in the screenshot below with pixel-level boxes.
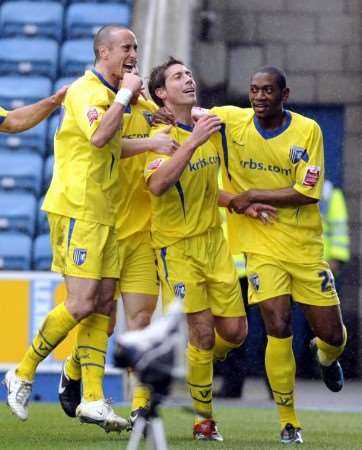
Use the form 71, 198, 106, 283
318, 270, 335, 292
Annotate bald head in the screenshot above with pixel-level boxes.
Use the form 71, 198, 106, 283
94, 25, 130, 62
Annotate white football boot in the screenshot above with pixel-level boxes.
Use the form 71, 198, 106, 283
3, 368, 33, 421
76, 399, 128, 433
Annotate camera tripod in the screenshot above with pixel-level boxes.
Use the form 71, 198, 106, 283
126, 393, 168, 450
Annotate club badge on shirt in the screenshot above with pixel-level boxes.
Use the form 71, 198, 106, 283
173, 282, 186, 299
86, 108, 99, 126
303, 165, 320, 187
147, 158, 165, 171
73, 248, 87, 266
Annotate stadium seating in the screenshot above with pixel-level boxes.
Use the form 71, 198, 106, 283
54, 76, 77, 92
0, 120, 48, 155
0, 1, 64, 41
60, 39, 93, 77
0, 232, 32, 270
68, 0, 132, 3
0, 192, 37, 236
0, 151, 43, 196
0, 38, 58, 79
33, 233, 52, 270
44, 154, 54, 192
65, 3, 131, 39
37, 196, 49, 234
0, 0, 134, 270
0, 76, 52, 110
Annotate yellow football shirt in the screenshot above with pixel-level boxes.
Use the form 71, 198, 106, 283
0, 106, 8, 126
42, 69, 122, 226
116, 98, 157, 240
212, 106, 324, 263
144, 123, 222, 248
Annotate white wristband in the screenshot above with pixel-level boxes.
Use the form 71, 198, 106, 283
114, 88, 132, 107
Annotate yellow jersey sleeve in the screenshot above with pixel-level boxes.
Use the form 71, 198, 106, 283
211, 105, 243, 123
293, 121, 324, 200
69, 86, 109, 142
144, 124, 172, 183
0, 106, 8, 125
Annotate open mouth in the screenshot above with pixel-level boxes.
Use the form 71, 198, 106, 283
254, 103, 268, 112
123, 63, 134, 73
183, 88, 195, 94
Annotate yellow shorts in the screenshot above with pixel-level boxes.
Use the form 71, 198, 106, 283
48, 213, 119, 280
245, 253, 340, 307
156, 228, 245, 317
115, 231, 159, 297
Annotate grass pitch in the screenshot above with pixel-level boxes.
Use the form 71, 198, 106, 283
1, 402, 361, 450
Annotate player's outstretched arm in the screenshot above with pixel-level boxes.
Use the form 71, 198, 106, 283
229, 187, 318, 214
0, 86, 68, 134
148, 115, 221, 196
91, 71, 142, 148
121, 126, 179, 158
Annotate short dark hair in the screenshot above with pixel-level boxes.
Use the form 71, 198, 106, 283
93, 25, 127, 62
148, 56, 185, 107
251, 66, 287, 90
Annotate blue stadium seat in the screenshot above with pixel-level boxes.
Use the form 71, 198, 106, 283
0, 151, 43, 196
0, 120, 47, 155
60, 39, 93, 77
44, 154, 54, 192
37, 196, 49, 234
54, 76, 77, 92
0, 192, 36, 236
0, 76, 52, 109
0, 232, 32, 270
9, 0, 66, 3
0, 38, 58, 79
68, 0, 132, 3
65, 3, 131, 39
33, 233, 52, 270
0, 1, 64, 41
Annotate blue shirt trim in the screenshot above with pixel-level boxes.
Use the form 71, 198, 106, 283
253, 110, 292, 139
91, 68, 118, 94
0, 115, 6, 125
176, 122, 193, 132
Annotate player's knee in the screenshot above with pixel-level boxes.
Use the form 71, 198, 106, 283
65, 295, 97, 320
221, 321, 247, 346
190, 328, 215, 350
265, 317, 291, 338
129, 310, 152, 330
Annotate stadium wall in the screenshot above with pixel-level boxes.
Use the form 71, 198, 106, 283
191, 0, 362, 374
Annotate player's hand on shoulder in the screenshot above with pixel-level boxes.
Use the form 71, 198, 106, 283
120, 72, 143, 94
244, 203, 277, 224
152, 107, 176, 126
52, 85, 69, 105
190, 114, 221, 147
151, 126, 179, 156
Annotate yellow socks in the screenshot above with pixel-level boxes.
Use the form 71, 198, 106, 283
265, 335, 300, 430
213, 330, 241, 361
17, 303, 77, 381
65, 338, 81, 381
316, 325, 347, 366
187, 343, 213, 419
78, 313, 109, 402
